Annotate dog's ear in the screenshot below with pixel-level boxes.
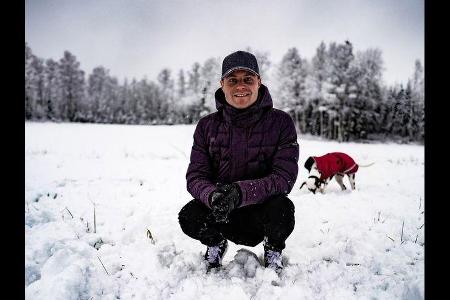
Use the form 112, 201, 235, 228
299, 181, 307, 189
304, 157, 315, 172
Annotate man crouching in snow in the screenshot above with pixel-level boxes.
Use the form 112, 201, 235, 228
178, 50, 299, 273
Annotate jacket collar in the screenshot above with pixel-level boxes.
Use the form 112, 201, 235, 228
214, 84, 273, 127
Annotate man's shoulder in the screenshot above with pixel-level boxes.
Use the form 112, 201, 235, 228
266, 108, 294, 123
198, 111, 220, 123
195, 111, 221, 129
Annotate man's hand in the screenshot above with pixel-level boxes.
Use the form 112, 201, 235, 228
209, 183, 241, 223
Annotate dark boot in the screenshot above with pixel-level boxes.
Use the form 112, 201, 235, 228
263, 240, 283, 273
204, 239, 228, 270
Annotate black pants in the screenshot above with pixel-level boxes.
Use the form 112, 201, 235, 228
178, 194, 295, 251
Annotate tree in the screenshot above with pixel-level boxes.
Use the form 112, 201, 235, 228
157, 68, 175, 123
411, 59, 424, 142
310, 41, 329, 99
245, 47, 272, 80
326, 41, 356, 141
187, 62, 201, 96
44, 58, 62, 120
308, 41, 331, 136
277, 47, 308, 132
59, 51, 86, 121
25, 43, 37, 119
177, 69, 186, 98
200, 57, 220, 114
347, 48, 384, 140
87, 66, 119, 123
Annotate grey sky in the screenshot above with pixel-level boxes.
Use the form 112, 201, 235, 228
25, 0, 424, 85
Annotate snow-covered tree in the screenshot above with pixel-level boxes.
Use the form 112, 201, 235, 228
187, 62, 201, 97
326, 41, 357, 141
157, 68, 175, 123
306, 41, 332, 136
25, 43, 35, 119
411, 59, 424, 142
245, 47, 272, 81
25, 42, 46, 120
200, 57, 220, 113
177, 69, 186, 98
87, 66, 119, 123
276, 47, 308, 132
310, 41, 329, 100
44, 58, 62, 120
346, 48, 384, 140
59, 51, 86, 121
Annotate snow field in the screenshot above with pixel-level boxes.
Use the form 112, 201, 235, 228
25, 122, 424, 299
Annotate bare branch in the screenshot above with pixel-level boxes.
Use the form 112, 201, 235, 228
147, 228, 155, 244
400, 220, 405, 243
97, 256, 109, 275
65, 207, 73, 218
94, 205, 97, 234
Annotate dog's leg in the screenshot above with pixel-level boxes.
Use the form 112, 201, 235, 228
335, 174, 347, 190
319, 179, 329, 194
319, 185, 325, 194
348, 173, 356, 190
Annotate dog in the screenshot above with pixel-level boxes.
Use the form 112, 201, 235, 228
300, 152, 374, 194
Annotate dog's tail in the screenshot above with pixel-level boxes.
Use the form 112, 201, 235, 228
358, 161, 376, 168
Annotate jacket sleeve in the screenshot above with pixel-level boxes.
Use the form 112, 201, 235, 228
237, 114, 299, 207
186, 119, 216, 208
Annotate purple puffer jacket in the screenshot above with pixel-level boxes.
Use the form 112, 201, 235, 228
186, 84, 299, 208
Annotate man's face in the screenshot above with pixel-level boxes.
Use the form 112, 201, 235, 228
220, 70, 261, 109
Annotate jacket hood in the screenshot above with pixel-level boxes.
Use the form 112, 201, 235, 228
214, 84, 273, 127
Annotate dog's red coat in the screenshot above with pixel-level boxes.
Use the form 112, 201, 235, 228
313, 152, 359, 180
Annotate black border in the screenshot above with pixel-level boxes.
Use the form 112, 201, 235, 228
425, 1, 447, 298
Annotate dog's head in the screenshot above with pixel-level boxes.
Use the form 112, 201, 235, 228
300, 175, 325, 194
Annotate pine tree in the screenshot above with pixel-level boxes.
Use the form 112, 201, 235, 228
277, 47, 308, 132
25, 43, 37, 119
347, 48, 384, 140
177, 69, 186, 98
184, 62, 202, 123
390, 84, 412, 140
59, 51, 86, 122
200, 57, 220, 114
411, 59, 424, 142
157, 68, 174, 123
245, 47, 271, 80
31, 57, 46, 119
115, 78, 130, 124
326, 41, 356, 141
44, 58, 62, 120
87, 66, 119, 123
309, 41, 331, 137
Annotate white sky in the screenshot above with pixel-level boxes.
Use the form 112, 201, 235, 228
25, 0, 424, 86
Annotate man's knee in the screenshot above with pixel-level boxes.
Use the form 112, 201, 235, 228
265, 195, 295, 217
263, 195, 295, 231
178, 199, 208, 231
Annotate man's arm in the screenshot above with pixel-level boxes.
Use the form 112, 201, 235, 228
237, 113, 299, 207
186, 119, 216, 208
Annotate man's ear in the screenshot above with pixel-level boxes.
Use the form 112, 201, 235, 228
258, 77, 261, 88
220, 80, 224, 88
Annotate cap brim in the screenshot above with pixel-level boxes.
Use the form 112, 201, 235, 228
221, 67, 260, 79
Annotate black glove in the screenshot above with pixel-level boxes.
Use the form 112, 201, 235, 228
209, 183, 242, 223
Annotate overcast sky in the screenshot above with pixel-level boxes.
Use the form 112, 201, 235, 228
25, 0, 423, 85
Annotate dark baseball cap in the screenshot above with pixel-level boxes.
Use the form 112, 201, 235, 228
221, 50, 260, 79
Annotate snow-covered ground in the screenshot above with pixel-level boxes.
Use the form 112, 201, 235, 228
25, 122, 424, 300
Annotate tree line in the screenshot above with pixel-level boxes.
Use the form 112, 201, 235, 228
25, 42, 424, 143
